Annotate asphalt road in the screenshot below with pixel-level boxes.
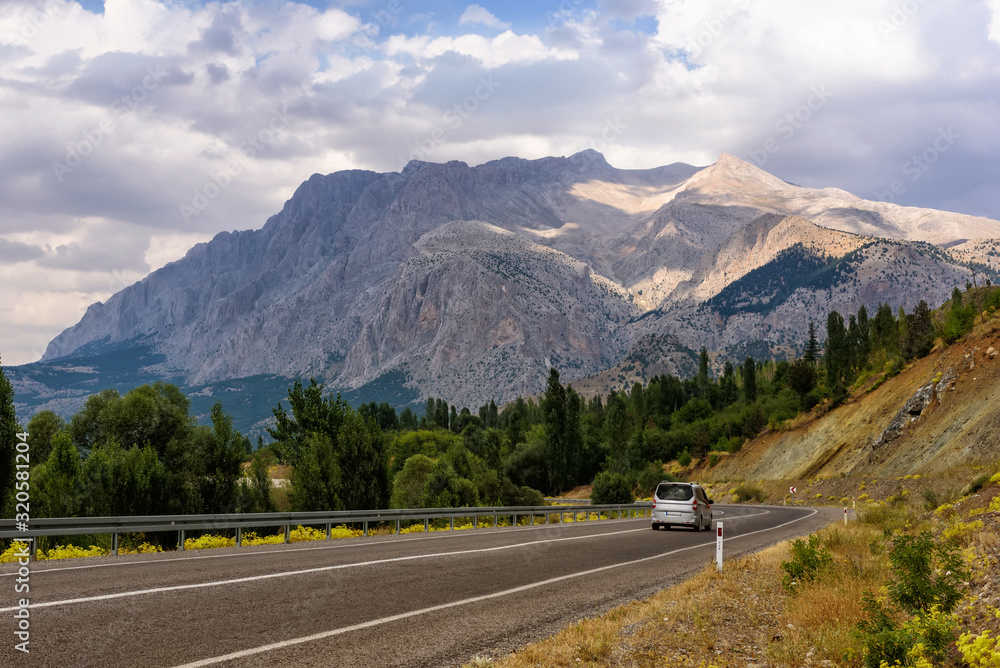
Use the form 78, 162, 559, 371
1, 505, 841, 667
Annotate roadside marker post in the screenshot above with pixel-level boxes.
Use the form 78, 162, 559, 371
716, 522, 723, 573
844, 507, 848, 526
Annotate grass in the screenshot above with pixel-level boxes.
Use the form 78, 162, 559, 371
470, 469, 1000, 668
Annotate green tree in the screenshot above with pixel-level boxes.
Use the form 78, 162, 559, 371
291, 433, 340, 511
240, 451, 275, 513
742, 356, 757, 403
268, 379, 349, 465
336, 411, 391, 510
698, 347, 710, 387
0, 357, 18, 511
26, 410, 66, 466
787, 359, 817, 406
390, 454, 435, 509
824, 311, 848, 398
542, 368, 571, 493
200, 402, 248, 514
590, 471, 634, 504
804, 322, 820, 364
903, 300, 935, 360
34, 432, 80, 517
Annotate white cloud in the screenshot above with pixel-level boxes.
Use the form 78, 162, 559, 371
459, 5, 511, 30
0, 0, 999, 366
988, 0, 1000, 43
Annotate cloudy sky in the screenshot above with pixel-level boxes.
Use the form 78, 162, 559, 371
1, 0, 999, 366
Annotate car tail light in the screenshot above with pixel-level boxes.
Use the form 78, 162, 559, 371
692, 499, 698, 511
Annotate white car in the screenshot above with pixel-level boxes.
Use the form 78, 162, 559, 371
651, 481, 714, 531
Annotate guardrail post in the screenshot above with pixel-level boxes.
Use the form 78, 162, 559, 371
284, 524, 290, 544
29, 538, 37, 562
395, 519, 400, 535
327, 523, 332, 539
178, 530, 186, 551
111, 532, 119, 556
473, 514, 478, 529
494, 513, 498, 528
236, 528, 242, 548
363, 521, 368, 537
512, 512, 517, 527
424, 518, 429, 533
450, 517, 454, 531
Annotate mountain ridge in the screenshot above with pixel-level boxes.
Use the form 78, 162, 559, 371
24, 150, 1000, 419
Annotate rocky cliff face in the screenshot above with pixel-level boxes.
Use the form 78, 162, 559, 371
40, 150, 1000, 407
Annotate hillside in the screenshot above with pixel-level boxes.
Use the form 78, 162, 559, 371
700, 314, 1000, 482
11, 150, 1000, 428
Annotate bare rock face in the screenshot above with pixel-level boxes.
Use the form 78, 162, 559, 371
40, 151, 1000, 407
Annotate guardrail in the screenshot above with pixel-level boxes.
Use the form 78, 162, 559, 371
0, 503, 653, 560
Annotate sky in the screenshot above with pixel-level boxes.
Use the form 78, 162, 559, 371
1, 0, 999, 366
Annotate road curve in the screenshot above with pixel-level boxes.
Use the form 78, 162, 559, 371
1, 505, 841, 667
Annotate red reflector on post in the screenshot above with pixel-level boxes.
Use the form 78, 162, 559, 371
717, 526, 722, 537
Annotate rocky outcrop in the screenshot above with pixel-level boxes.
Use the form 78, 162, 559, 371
39, 151, 1000, 406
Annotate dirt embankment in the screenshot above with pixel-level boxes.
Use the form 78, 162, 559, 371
703, 320, 1000, 483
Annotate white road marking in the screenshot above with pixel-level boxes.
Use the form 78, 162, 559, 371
0, 525, 651, 612
171, 508, 817, 667
0, 515, 653, 578
0, 506, 767, 578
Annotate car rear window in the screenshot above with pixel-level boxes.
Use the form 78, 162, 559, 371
655, 483, 693, 501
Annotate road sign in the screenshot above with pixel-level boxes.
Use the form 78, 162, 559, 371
790, 486, 797, 494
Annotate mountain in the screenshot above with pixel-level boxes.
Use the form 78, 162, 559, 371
12, 150, 1000, 429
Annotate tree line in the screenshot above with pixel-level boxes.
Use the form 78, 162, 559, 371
1, 283, 997, 522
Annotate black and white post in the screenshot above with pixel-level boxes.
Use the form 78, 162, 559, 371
716, 522, 723, 573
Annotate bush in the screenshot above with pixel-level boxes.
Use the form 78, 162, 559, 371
733, 483, 765, 503
634, 461, 673, 498
781, 533, 833, 591
708, 453, 719, 467
590, 472, 634, 505
887, 532, 967, 614
963, 473, 990, 496
677, 450, 692, 467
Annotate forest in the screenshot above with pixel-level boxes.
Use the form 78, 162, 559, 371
1, 284, 997, 528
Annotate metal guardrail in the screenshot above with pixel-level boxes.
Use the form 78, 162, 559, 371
0, 503, 653, 560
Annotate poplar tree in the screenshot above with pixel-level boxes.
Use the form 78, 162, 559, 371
0, 357, 17, 512
742, 356, 757, 403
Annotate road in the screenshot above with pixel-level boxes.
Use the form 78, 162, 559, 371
1, 505, 841, 667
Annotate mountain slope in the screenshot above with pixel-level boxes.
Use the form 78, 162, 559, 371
23, 151, 1000, 418
706, 319, 1000, 480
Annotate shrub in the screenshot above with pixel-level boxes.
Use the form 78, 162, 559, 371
590, 472, 634, 505
708, 453, 719, 467
781, 533, 833, 591
857, 592, 911, 668
634, 461, 673, 498
677, 450, 692, 467
964, 473, 991, 496
887, 532, 967, 614
733, 483, 766, 503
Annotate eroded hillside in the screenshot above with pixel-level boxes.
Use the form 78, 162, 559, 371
706, 317, 1000, 481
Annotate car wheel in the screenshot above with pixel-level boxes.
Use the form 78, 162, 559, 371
651, 523, 659, 531
698, 516, 707, 531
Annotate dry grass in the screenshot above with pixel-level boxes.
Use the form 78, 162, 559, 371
473, 483, 1000, 668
